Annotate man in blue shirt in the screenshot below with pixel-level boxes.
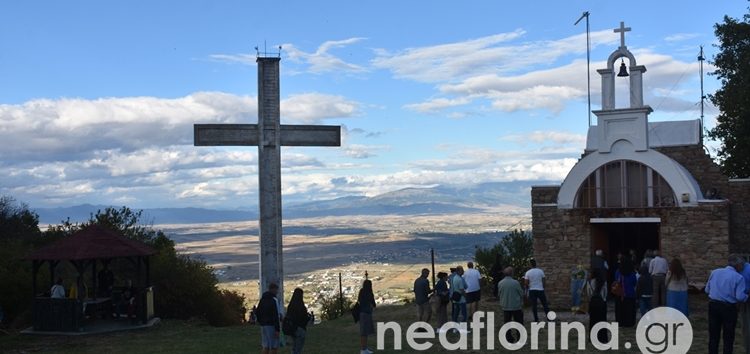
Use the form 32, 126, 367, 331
740, 261, 750, 354
706, 255, 748, 354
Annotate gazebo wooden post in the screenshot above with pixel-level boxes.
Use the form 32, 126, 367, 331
136, 256, 142, 287
92, 259, 97, 300
48, 260, 57, 288
144, 257, 151, 287
32, 260, 39, 297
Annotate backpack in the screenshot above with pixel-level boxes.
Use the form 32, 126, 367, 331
351, 302, 361, 323
282, 315, 296, 336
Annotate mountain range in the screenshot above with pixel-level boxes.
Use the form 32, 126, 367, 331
33, 181, 554, 225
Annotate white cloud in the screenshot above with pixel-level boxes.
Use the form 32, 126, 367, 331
210, 38, 367, 75
0, 91, 360, 163
281, 93, 360, 123
403, 48, 708, 115
343, 144, 385, 159
372, 29, 617, 83
404, 97, 471, 113
502, 131, 586, 146
664, 33, 701, 42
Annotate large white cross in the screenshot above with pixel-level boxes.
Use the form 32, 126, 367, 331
193, 56, 341, 303
614, 21, 631, 48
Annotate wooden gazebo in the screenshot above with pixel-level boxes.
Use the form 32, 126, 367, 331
26, 224, 156, 332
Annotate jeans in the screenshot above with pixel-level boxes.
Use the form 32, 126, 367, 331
639, 296, 652, 316
451, 302, 467, 323
528, 290, 550, 322
571, 279, 585, 308
291, 327, 306, 354
709, 300, 738, 354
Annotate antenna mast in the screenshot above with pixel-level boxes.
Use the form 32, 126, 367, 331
698, 45, 705, 142
575, 11, 592, 127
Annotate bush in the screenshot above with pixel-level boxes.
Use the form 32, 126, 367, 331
475, 229, 533, 280
318, 292, 353, 321
206, 290, 247, 326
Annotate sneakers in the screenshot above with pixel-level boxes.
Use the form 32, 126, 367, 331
360, 349, 373, 354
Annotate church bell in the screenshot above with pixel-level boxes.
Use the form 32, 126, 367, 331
617, 59, 629, 77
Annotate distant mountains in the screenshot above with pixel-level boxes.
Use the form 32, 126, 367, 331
34, 181, 554, 225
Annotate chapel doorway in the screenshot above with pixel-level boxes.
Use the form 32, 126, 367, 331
591, 221, 660, 272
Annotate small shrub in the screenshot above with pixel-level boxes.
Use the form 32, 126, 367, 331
318, 292, 353, 321
206, 290, 247, 327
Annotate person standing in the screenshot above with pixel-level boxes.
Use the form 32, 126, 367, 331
666, 258, 689, 317
649, 250, 669, 307
591, 250, 609, 276
434, 272, 450, 329
463, 262, 482, 320
358, 280, 377, 354
614, 258, 637, 327
97, 264, 114, 298
640, 249, 654, 269
571, 263, 587, 314
257, 283, 281, 354
497, 267, 524, 343
413, 268, 433, 323
706, 255, 748, 354
636, 265, 653, 316
285, 288, 310, 354
524, 259, 550, 322
451, 266, 468, 325
740, 259, 750, 354
50, 277, 66, 298
587, 268, 609, 344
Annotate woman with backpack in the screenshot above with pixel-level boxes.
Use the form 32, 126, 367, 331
284, 288, 310, 354
357, 279, 376, 354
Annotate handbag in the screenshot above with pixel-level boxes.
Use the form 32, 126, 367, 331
451, 291, 462, 302
611, 279, 624, 298
351, 302, 361, 323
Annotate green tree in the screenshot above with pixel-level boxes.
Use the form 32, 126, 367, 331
474, 229, 533, 280
0, 197, 44, 326
708, 5, 750, 177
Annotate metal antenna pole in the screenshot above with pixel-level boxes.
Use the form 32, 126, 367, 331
430, 248, 436, 288
698, 45, 706, 142
575, 11, 592, 127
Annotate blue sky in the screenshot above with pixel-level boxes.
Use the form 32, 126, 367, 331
0, 1, 747, 209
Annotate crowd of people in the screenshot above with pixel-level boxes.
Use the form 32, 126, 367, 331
255, 251, 750, 354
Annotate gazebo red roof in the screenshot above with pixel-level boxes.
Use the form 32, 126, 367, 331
27, 224, 156, 261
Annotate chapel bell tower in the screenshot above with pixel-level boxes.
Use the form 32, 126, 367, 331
593, 21, 653, 153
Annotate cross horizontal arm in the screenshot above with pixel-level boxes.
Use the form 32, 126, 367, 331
194, 124, 341, 147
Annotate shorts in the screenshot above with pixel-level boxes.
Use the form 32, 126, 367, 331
261, 325, 280, 349
465, 291, 481, 304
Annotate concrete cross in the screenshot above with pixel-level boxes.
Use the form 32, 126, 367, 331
193, 56, 341, 303
614, 21, 631, 48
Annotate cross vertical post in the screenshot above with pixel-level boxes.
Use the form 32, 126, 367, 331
257, 57, 284, 301
614, 21, 631, 48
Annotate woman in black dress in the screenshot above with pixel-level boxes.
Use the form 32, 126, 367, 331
358, 280, 377, 354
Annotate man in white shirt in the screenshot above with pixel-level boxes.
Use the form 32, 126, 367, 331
649, 250, 669, 307
50, 277, 66, 299
524, 259, 550, 322
463, 262, 482, 319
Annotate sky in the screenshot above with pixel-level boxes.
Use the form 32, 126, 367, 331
0, 1, 747, 210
